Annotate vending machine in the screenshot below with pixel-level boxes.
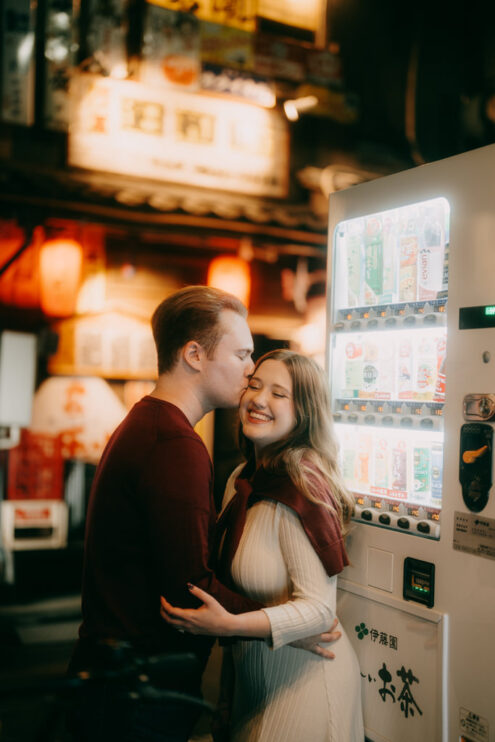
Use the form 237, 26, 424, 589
327, 144, 495, 742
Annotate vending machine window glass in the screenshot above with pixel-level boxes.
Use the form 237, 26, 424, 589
329, 197, 449, 539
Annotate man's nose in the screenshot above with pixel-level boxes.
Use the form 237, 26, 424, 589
245, 357, 255, 376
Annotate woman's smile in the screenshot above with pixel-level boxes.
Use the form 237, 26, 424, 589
246, 408, 274, 423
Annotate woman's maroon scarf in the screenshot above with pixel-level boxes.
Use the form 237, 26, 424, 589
215, 460, 349, 589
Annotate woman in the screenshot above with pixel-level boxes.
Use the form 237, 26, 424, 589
161, 350, 364, 741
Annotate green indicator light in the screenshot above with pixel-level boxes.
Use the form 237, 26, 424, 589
484, 306, 495, 316
412, 583, 429, 593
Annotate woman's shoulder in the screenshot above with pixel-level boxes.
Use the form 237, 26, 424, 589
220, 461, 246, 512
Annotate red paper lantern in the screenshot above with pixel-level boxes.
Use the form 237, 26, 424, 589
207, 255, 251, 308
39, 237, 83, 317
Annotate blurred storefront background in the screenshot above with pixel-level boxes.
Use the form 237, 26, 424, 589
0, 0, 494, 737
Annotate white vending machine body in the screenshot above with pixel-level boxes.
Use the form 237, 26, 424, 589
327, 144, 495, 742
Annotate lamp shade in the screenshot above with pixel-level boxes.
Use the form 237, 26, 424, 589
207, 255, 251, 307
39, 237, 83, 317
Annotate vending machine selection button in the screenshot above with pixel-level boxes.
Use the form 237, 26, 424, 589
397, 517, 410, 529
420, 418, 434, 429
378, 513, 391, 525
423, 313, 437, 325
417, 521, 431, 534
361, 510, 373, 521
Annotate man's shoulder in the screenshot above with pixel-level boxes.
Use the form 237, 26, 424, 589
104, 397, 201, 458
121, 397, 192, 437
126, 397, 210, 465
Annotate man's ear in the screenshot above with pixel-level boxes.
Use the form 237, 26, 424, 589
182, 340, 204, 371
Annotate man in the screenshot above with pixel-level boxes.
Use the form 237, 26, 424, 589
69, 286, 338, 741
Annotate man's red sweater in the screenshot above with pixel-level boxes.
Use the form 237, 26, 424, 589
77, 396, 259, 667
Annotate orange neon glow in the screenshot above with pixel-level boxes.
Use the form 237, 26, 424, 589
39, 237, 83, 317
207, 255, 251, 307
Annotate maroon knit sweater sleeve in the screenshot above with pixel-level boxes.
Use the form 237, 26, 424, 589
140, 435, 261, 615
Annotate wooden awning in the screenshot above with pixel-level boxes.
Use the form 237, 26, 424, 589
0, 161, 327, 253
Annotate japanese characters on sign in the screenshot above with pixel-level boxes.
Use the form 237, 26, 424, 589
68, 75, 289, 198
355, 622, 399, 650
361, 662, 423, 720
338, 586, 443, 741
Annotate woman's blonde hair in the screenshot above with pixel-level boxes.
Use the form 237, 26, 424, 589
239, 349, 354, 528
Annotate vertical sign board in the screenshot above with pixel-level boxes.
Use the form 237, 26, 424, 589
44, 0, 78, 131
337, 583, 445, 742
1, 0, 36, 124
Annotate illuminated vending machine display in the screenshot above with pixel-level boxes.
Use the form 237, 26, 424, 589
329, 198, 449, 538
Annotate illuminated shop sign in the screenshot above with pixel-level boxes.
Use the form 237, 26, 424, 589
68, 75, 289, 198
257, 0, 322, 32
148, 0, 256, 32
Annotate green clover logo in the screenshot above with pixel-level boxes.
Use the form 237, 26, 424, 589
355, 622, 369, 640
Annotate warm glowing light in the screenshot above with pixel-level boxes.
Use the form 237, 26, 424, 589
110, 62, 128, 80
18, 33, 35, 70
258, 0, 322, 31
283, 95, 318, 122
39, 237, 83, 317
207, 255, 251, 307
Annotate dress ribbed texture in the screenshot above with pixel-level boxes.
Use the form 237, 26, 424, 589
222, 466, 364, 742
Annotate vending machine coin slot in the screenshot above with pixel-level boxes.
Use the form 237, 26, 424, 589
463, 393, 495, 421
459, 423, 493, 512
403, 557, 435, 608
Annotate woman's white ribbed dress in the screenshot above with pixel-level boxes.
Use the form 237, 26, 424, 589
222, 468, 364, 742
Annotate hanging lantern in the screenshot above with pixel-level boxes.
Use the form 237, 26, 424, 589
207, 255, 251, 308
39, 237, 83, 317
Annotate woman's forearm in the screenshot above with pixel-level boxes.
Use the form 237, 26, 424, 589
225, 609, 271, 638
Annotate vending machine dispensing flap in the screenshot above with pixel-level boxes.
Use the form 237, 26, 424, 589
459, 423, 493, 512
